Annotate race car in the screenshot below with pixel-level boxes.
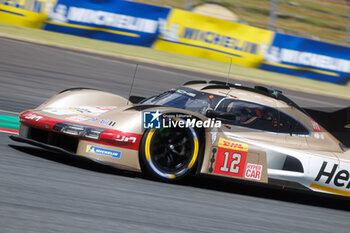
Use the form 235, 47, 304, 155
10, 80, 350, 197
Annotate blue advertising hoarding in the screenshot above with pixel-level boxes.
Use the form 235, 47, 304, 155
44, 0, 170, 47
260, 33, 350, 85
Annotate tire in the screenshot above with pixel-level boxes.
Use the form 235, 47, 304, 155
139, 122, 200, 181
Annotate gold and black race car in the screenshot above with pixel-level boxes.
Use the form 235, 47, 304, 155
10, 80, 350, 197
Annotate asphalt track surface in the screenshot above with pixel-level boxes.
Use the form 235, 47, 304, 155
1, 37, 350, 233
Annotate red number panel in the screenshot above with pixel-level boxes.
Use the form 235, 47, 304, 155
214, 147, 247, 177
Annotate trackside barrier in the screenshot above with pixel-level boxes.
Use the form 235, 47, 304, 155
0, 0, 56, 28
43, 0, 171, 47
4, 0, 349, 86
260, 33, 350, 85
153, 9, 274, 68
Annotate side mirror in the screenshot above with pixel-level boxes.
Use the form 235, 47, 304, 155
206, 109, 236, 121
129, 95, 146, 104
289, 122, 294, 136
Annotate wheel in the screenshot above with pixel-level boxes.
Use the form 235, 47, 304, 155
139, 122, 200, 181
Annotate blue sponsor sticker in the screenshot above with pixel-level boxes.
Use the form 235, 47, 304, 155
86, 145, 121, 159
91, 118, 116, 127
143, 110, 161, 129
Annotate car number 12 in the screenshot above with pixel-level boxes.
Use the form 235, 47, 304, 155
214, 146, 247, 177
220, 151, 241, 173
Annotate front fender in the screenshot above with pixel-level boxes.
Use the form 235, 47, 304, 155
38, 88, 128, 109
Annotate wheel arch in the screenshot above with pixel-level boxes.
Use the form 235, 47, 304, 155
38, 88, 128, 109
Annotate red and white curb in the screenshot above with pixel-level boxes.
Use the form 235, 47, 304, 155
0, 127, 19, 134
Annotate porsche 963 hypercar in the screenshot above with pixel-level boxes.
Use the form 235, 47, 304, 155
10, 80, 350, 197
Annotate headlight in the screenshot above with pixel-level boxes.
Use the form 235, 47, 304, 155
53, 123, 106, 140
83, 128, 105, 139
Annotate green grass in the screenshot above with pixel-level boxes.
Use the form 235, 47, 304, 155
1, 23, 350, 100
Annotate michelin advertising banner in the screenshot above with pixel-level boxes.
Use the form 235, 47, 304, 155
44, 0, 170, 47
153, 9, 274, 68
0, 0, 56, 28
260, 33, 350, 85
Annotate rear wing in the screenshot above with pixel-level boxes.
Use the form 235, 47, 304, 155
304, 107, 350, 147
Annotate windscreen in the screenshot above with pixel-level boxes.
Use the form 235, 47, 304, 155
141, 87, 221, 114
